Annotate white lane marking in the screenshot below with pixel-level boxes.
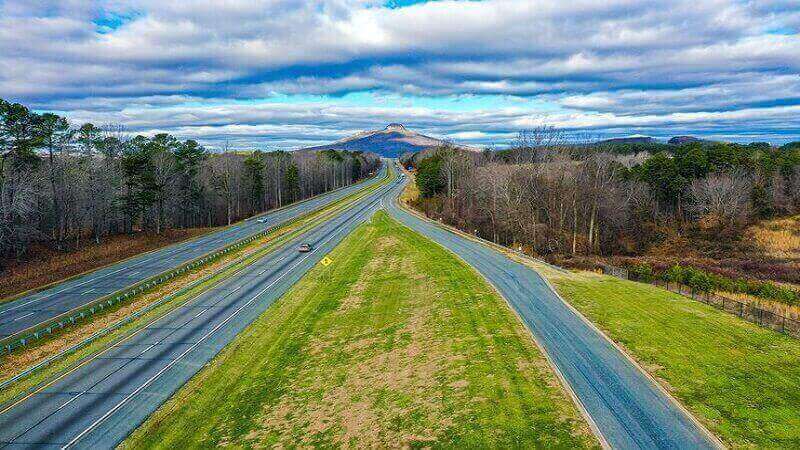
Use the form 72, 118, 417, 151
82, 289, 94, 295
62, 190, 383, 449
0, 185, 386, 444
13, 312, 35, 321
54, 391, 88, 413
1, 266, 130, 313
138, 344, 156, 357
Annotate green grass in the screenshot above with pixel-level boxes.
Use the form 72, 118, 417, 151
123, 212, 597, 449
530, 264, 800, 449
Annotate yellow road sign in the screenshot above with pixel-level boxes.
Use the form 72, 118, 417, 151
321, 256, 333, 266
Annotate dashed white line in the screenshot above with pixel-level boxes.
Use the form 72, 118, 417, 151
13, 312, 35, 322
62, 190, 384, 449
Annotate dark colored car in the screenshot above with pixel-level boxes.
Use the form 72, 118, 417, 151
298, 243, 312, 253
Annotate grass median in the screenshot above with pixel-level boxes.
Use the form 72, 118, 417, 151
124, 211, 597, 449
526, 262, 800, 449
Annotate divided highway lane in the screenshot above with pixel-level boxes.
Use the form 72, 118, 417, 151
0, 167, 386, 339
0, 172, 403, 449
384, 170, 719, 450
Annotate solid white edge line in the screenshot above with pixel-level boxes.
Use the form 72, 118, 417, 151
383, 168, 613, 448
389, 164, 723, 449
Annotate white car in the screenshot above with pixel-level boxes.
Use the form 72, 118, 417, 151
257, 217, 268, 223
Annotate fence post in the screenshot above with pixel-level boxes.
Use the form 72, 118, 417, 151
738, 301, 743, 317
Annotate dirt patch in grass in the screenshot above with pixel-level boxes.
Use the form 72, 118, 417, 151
254, 236, 455, 447
0, 228, 215, 302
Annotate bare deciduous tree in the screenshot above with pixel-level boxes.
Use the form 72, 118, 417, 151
690, 171, 752, 231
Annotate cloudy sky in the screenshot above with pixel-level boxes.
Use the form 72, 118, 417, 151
2, 0, 799, 149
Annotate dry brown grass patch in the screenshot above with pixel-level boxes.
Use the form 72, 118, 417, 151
248, 253, 464, 448
746, 215, 800, 260
0, 228, 214, 301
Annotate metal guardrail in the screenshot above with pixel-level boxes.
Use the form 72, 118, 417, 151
0, 170, 388, 355
0, 253, 229, 393
0, 167, 394, 397
0, 223, 284, 354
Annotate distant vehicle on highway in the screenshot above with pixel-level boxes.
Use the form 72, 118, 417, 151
298, 243, 312, 253
257, 217, 268, 223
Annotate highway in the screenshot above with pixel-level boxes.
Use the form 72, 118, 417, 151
0, 169, 386, 340
384, 164, 718, 450
0, 167, 402, 449
0, 162, 720, 449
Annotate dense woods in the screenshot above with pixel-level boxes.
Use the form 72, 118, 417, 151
0, 99, 380, 260
404, 130, 800, 257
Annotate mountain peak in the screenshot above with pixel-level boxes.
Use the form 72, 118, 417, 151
300, 123, 476, 158
385, 123, 407, 131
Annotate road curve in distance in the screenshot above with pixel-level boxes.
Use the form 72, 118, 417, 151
383, 166, 718, 450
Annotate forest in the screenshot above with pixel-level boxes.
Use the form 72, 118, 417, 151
0, 99, 380, 260
403, 129, 800, 304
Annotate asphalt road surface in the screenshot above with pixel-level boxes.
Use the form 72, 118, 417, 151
1, 163, 719, 449
0, 168, 386, 340
0, 171, 402, 449
383, 166, 718, 450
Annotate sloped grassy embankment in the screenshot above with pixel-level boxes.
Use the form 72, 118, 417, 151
526, 262, 800, 449
124, 212, 597, 448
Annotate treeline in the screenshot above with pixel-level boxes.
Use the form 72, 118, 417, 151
404, 133, 800, 257
0, 99, 380, 259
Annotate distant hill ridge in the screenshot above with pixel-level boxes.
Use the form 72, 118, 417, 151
300, 123, 477, 158
595, 135, 710, 146
596, 136, 658, 145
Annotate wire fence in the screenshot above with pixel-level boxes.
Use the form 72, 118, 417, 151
599, 264, 800, 339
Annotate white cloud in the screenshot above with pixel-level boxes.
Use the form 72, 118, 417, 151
0, 0, 797, 145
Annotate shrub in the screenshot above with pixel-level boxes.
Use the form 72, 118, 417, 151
656, 263, 799, 305
687, 270, 714, 293
662, 264, 688, 284
628, 263, 654, 282
747, 281, 798, 306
